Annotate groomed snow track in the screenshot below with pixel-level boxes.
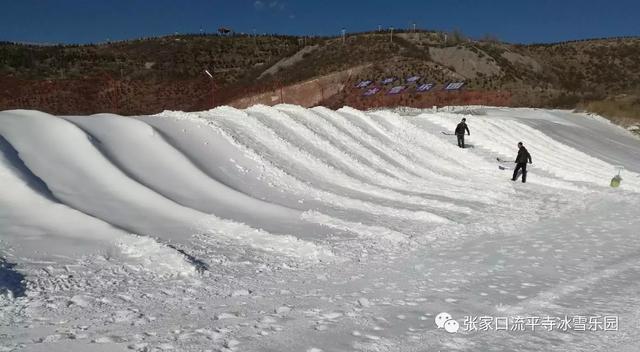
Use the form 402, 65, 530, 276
1, 106, 639, 277
2, 105, 640, 351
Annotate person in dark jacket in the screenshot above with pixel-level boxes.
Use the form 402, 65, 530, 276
455, 118, 470, 148
512, 142, 532, 183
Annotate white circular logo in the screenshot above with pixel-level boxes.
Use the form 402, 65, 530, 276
435, 312, 452, 329
444, 319, 460, 333
435, 312, 459, 333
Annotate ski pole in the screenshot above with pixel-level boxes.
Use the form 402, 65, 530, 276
496, 157, 515, 163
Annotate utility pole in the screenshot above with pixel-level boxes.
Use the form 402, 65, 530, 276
204, 69, 215, 108
341, 28, 346, 44
390, 27, 394, 43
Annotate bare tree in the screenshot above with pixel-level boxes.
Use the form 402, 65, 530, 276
481, 33, 500, 43
449, 28, 466, 45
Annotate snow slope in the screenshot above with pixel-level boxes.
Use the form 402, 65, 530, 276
1, 105, 639, 352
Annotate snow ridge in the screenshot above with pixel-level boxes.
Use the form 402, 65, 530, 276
1, 106, 637, 277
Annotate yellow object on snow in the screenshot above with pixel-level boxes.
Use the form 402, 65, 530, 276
610, 175, 622, 188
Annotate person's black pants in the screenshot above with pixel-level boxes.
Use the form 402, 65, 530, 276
457, 134, 465, 148
512, 163, 527, 183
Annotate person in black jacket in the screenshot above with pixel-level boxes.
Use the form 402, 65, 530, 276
455, 118, 470, 148
512, 142, 532, 183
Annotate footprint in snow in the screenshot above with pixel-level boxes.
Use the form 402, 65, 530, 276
128, 342, 149, 350
224, 339, 240, 349
110, 309, 139, 323
156, 343, 175, 350
322, 312, 343, 320
92, 335, 126, 343
230, 289, 251, 297
275, 306, 291, 315
215, 312, 238, 320
38, 334, 63, 343
259, 316, 278, 324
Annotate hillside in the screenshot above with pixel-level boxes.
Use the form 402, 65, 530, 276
1, 31, 639, 122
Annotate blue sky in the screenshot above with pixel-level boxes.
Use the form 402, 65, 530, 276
1, 0, 639, 44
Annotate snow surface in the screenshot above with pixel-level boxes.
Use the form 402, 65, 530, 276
1, 105, 640, 351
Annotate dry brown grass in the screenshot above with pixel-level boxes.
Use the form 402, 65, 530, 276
2, 34, 640, 115
579, 94, 640, 127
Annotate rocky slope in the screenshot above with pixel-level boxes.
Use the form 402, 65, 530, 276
1, 32, 639, 120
